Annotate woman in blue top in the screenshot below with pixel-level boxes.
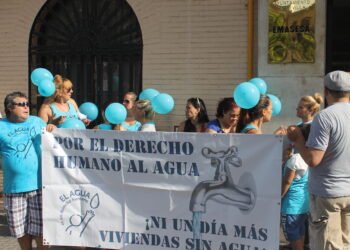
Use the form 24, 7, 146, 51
239, 95, 272, 134
205, 97, 241, 134
116, 92, 141, 131
93, 102, 113, 130
38, 75, 87, 127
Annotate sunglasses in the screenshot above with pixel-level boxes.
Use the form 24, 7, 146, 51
123, 100, 131, 104
12, 102, 30, 107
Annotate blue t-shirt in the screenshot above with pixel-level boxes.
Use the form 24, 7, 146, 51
98, 124, 113, 130
50, 101, 78, 127
0, 116, 46, 193
121, 121, 141, 131
206, 119, 224, 133
240, 124, 259, 133
281, 154, 309, 214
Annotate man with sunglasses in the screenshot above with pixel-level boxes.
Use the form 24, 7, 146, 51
0, 92, 55, 250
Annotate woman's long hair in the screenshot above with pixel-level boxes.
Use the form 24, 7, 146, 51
184, 97, 209, 132
237, 95, 271, 132
44, 75, 73, 104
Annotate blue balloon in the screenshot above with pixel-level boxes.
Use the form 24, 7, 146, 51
233, 82, 260, 109
267, 94, 282, 116
60, 118, 86, 129
105, 103, 127, 124
152, 93, 175, 114
79, 102, 99, 120
31, 68, 54, 86
249, 78, 267, 94
38, 79, 56, 97
139, 88, 160, 101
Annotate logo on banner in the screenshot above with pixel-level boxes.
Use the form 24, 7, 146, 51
189, 146, 257, 249
59, 189, 100, 237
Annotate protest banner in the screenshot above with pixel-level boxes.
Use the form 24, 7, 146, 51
42, 129, 283, 249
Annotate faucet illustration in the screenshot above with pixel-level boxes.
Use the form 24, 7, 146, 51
189, 146, 255, 213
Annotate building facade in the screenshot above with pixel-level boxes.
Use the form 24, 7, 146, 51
0, 0, 333, 131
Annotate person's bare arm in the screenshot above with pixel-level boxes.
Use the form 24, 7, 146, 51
244, 128, 261, 134
38, 104, 52, 123
287, 126, 326, 167
281, 168, 296, 197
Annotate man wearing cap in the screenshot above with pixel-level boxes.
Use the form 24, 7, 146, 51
288, 70, 350, 249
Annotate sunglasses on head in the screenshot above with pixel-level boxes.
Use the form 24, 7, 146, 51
13, 102, 29, 107
123, 100, 130, 104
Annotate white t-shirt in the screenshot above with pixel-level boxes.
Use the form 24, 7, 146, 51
140, 123, 156, 132
285, 153, 308, 179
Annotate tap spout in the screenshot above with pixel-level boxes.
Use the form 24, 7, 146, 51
189, 178, 255, 213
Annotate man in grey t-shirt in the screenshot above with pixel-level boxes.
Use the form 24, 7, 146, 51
288, 70, 350, 250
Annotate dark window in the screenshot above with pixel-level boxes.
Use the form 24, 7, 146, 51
29, 0, 143, 124
326, 0, 350, 73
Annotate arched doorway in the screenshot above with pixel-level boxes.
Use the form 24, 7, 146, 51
29, 0, 143, 123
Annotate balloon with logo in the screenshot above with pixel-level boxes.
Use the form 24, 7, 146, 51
79, 102, 99, 121
38, 78, 56, 97
233, 82, 260, 109
105, 103, 127, 124
249, 78, 267, 94
267, 94, 282, 116
139, 88, 160, 101
60, 118, 86, 129
31, 68, 54, 86
152, 93, 175, 114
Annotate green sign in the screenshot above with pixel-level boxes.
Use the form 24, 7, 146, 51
268, 0, 315, 63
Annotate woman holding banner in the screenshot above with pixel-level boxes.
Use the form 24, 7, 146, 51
178, 97, 209, 132
205, 97, 241, 134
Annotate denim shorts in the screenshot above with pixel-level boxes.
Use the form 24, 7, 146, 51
281, 213, 307, 242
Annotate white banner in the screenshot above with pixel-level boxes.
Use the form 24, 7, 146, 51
42, 129, 283, 250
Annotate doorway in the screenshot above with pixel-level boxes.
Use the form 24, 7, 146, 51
29, 0, 143, 124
